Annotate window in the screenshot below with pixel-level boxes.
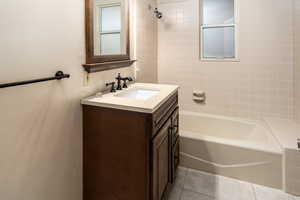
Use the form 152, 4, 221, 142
201, 0, 238, 60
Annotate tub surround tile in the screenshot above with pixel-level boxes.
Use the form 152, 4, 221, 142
157, 0, 294, 120
135, 0, 158, 83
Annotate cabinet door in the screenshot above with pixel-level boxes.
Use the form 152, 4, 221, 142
171, 108, 179, 145
152, 120, 171, 200
171, 137, 180, 183
170, 108, 179, 183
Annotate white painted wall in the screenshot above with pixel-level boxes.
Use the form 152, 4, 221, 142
157, 0, 294, 120
294, 0, 300, 124
0, 0, 157, 199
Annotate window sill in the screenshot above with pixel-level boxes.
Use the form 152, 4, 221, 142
200, 58, 240, 62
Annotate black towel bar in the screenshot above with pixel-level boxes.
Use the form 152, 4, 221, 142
0, 71, 70, 89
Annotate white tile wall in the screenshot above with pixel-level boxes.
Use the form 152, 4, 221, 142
135, 0, 158, 83
157, 0, 294, 120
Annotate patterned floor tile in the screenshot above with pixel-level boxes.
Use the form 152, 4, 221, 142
168, 186, 182, 200
168, 167, 299, 200
181, 190, 214, 200
175, 166, 188, 188
184, 169, 217, 196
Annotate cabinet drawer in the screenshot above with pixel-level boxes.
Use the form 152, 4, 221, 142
152, 92, 178, 137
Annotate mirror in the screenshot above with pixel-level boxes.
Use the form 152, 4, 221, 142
84, 0, 133, 72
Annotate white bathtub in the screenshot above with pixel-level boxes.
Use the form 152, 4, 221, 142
179, 111, 283, 189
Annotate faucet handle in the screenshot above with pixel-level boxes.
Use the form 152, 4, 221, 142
122, 77, 133, 88
115, 73, 122, 80
106, 82, 116, 93
115, 73, 123, 90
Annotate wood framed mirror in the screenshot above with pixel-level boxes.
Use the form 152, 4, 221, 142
83, 0, 135, 73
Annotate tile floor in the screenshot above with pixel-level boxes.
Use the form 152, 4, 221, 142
168, 167, 300, 200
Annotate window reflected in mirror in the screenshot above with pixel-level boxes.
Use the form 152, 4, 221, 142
93, 0, 127, 55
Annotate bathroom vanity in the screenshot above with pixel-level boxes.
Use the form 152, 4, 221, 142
82, 83, 179, 200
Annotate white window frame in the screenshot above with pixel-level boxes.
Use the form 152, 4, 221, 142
94, 1, 124, 55
200, 0, 239, 62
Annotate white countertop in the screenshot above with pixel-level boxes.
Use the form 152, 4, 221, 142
81, 83, 179, 113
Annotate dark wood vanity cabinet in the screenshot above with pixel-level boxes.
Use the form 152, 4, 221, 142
83, 91, 179, 200
152, 119, 171, 200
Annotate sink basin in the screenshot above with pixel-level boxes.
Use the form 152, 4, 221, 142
115, 88, 160, 100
